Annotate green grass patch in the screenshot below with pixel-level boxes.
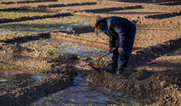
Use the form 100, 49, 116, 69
0, 16, 91, 40
0, 11, 54, 19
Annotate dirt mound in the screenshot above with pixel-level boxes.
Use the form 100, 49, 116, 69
87, 70, 181, 106
0, 74, 72, 106
126, 69, 155, 80
126, 69, 181, 88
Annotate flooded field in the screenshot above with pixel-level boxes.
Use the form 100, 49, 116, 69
0, 63, 49, 94
21, 39, 112, 59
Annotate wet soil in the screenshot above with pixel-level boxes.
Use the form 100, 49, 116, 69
0, 63, 49, 94
0, 0, 181, 105
87, 70, 181, 106
0, 74, 72, 106
32, 70, 137, 105
0, 43, 78, 76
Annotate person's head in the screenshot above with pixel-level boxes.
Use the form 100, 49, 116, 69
91, 15, 103, 35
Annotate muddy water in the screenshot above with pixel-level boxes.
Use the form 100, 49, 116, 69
32, 70, 137, 106
0, 63, 49, 94
21, 39, 112, 59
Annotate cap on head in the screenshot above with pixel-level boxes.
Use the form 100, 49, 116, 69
91, 15, 103, 28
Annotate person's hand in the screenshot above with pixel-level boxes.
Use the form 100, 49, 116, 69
108, 48, 113, 53
118, 47, 124, 55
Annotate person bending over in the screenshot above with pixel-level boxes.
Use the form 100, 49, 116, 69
91, 15, 136, 76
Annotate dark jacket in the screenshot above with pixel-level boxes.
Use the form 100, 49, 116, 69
103, 16, 136, 48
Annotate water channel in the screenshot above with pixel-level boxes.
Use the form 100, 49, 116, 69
31, 70, 137, 106
1, 16, 137, 105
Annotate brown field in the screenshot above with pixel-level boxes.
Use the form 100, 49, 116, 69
0, 0, 181, 106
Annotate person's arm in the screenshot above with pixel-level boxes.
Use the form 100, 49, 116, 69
109, 37, 115, 49
104, 32, 115, 53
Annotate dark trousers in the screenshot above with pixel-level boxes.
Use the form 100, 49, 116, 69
112, 36, 135, 69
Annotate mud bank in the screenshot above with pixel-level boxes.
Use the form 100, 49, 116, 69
2, 28, 109, 50
0, 74, 72, 106
1, 42, 104, 71
0, 63, 49, 94
87, 70, 181, 106
0, 43, 78, 77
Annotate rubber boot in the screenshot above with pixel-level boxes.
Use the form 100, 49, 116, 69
116, 68, 124, 77
103, 61, 117, 73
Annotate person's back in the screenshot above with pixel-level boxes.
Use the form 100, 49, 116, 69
103, 16, 136, 43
